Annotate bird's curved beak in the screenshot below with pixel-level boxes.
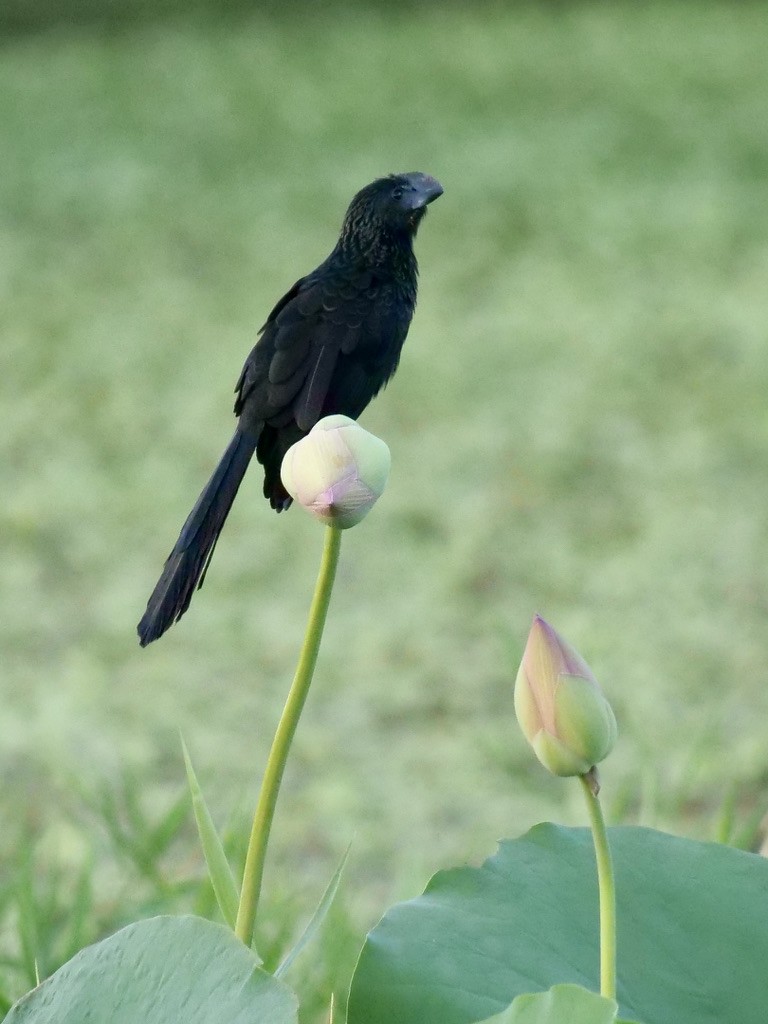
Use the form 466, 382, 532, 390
406, 175, 444, 211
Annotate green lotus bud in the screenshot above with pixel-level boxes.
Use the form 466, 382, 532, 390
281, 415, 391, 529
514, 615, 617, 777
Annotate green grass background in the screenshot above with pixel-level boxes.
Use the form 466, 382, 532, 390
2, 0, 768, 1009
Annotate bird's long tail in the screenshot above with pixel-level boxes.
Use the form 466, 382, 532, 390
137, 430, 258, 646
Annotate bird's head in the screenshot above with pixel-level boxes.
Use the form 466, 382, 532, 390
341, 172, 443, 251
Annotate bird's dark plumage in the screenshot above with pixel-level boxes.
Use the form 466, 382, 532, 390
138, 172, 442, 645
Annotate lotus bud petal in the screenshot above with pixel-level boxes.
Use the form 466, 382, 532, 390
281, 415, 391, 529
514, 616, 617, 777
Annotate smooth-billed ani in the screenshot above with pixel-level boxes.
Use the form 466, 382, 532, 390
137, 171, 443, 646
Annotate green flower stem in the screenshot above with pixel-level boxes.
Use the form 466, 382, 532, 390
235, 525, 342, 947
579, 770, 617, 1002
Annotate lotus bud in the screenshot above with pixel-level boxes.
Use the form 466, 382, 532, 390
281, 415, 391, 529
514, 615, 617, 777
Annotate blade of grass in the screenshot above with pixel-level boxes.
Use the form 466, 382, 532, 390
181, 735, 240, 933
275, 841, 351, 979
146, 789, 191, 859
0, 985, 12, 1015
732, 802, 768, 851
714, 784, 737, 845
62, 856, 95, 963
14, 842, 40, 987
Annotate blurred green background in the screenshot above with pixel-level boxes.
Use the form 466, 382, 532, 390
2, 0, 768, 1010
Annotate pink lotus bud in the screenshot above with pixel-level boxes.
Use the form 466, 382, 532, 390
280, 415, 390, 529
514, 616, 617, 777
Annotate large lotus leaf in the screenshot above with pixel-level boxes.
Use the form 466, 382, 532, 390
5, 915, 298, 1023
474, 983, 641, 1023
348, 825, 768, 1024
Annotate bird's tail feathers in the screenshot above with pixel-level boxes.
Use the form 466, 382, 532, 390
137, 430, 257, 646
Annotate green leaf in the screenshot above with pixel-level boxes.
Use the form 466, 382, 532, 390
474, 983, 621, 1023
348, 825, 768, 1024
4, 915, 298, 1023
182, 735, 240, 932
276, 841, 351, 978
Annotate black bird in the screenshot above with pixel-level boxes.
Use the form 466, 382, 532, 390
138, 171, 443, 646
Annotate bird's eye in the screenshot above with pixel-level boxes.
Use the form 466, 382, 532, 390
391, 186, 404, 200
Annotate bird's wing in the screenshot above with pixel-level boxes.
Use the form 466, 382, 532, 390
234, 265, 392, 432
